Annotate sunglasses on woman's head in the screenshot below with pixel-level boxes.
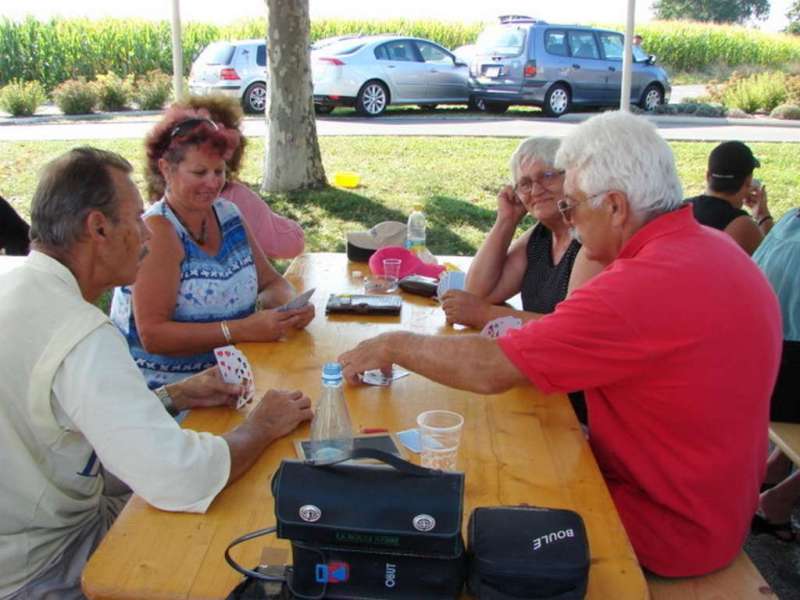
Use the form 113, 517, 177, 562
169, 118, 219, 139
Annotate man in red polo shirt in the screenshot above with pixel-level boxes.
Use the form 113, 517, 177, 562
339, 111, 782, 576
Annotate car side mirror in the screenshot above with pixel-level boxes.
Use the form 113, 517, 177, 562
454, 60, 468, 67
648, 54, 657, 65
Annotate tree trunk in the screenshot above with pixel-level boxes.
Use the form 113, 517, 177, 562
262, 0, 326, 192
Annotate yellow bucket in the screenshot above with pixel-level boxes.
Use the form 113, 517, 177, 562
333, 171, 361, 188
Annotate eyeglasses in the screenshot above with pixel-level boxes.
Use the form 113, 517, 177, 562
557, 191, 608, 219
514, 169, 565, 196
169, 117, 219, 139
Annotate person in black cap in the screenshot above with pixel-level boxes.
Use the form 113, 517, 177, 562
0, 195, 30, 256
686, 141, 772, 255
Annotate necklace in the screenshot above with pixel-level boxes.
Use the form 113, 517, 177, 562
167, 202, 208, 245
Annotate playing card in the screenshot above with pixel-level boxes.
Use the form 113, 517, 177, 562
277, 287, 315, 312
397, 429, 422, 453
436, 271, 465, 299
213, 345, 256, 409
480, 316, 523, 339
396, 428, 444, 453
361, 365, 410, 386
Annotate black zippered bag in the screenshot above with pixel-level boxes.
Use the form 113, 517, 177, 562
467, 506, 589, 599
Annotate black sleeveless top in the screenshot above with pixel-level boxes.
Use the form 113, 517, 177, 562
687, 194, 748, 231
520, 224, 581, 314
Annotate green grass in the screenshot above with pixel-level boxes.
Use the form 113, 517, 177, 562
2, 137, 799, 258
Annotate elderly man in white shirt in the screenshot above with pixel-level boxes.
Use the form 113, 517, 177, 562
0, 147, 313, 600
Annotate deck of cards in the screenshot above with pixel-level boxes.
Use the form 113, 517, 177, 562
481, 316, 523, 339
436, 271, 465, 299
361, 365, 411, 386
276, 288, 315, 312
214, 345, 256, 409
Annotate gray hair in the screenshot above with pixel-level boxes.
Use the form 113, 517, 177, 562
509, 137, 561, 185
30, 147, 133, 249
554, 111, 683, 216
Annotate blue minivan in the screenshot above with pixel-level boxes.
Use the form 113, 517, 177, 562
469, 16, 671, 116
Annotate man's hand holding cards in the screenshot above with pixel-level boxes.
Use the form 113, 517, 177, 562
214, 345, 256, 409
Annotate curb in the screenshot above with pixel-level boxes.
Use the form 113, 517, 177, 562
3, 108, 800, 130
0, 109, 164, 127
557, 112, 800, 129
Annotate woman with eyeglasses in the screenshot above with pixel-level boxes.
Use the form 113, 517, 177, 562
146, 94, 304, 260
441, 136, 603, 330
110, 107, 314, 389
441, 137, 602, 424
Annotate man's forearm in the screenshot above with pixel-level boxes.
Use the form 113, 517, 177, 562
222, 423, 277, 485
388, 332, 528, 395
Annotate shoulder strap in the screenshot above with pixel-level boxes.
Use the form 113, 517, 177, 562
305, 447, 442, 477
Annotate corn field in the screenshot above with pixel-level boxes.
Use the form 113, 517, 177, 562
1, 16, 798, 90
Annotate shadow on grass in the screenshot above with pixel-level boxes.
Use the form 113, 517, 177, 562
242, 182, 500, 258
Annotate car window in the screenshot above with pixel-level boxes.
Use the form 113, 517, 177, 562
197, 42, 235, 66
633, 44, 650, 62
544, 31, 568, 57
475, 25, 526, 58
416, 42, 452, 65
378, 40, 419, 62
567, 31, 600, 59
256, 45, 266, 67
598, 33, 623, 60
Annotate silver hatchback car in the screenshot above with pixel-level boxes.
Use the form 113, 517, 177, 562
312, 35, 471, 116
188, 40, 268, 113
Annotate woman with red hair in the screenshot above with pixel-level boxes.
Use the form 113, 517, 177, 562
147, 94, 305, 259
110, 107, 314, 389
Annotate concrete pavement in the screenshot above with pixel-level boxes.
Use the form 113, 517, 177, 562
2, 109, 799, 143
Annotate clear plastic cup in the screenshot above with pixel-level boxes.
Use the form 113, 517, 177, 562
382, 258, 401, 292
416, 410, 464, 471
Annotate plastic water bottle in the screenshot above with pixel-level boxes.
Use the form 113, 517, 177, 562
406, 204, 437, 264
406, 203, 427, 253
309, 362, 353, 461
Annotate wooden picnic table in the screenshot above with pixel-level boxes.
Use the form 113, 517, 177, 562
82, 252, 647, 599
769, 422, 800, 467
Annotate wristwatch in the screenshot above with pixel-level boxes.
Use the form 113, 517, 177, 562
154, 385, 177, 415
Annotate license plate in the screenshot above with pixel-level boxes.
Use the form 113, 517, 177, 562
484, 66, 501, 77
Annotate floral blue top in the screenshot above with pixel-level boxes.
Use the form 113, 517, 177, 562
111, 198, 258, 388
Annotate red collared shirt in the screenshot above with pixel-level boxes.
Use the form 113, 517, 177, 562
498, 206, 782, 576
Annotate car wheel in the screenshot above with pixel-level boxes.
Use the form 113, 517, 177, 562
640, 84, 664, 112
243, 82, 267, 114
418, 104, 438, 111
314, 104, 335, 115
543, 84, 570, 117
468, 96, 486, 111
356, 81, 389, 116
483, 101, 509, 114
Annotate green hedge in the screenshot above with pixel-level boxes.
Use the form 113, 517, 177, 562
628, 20, 800, 72
1, 16, 799, 90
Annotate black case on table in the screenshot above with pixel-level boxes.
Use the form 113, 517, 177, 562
467, 506, 589, 600
271, 448, 466, 599
325, 294, 402, 315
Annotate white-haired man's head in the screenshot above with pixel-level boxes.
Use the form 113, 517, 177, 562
553, 111, 683, 263
555, 111, 683, 216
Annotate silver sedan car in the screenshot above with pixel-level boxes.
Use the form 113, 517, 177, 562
312, 35, 471, 116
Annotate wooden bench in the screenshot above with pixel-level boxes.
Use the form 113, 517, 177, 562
769, 421, 800, 467
647, 551, 774, 599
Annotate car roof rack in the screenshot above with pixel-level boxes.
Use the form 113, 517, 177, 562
498, 15, 543, 24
